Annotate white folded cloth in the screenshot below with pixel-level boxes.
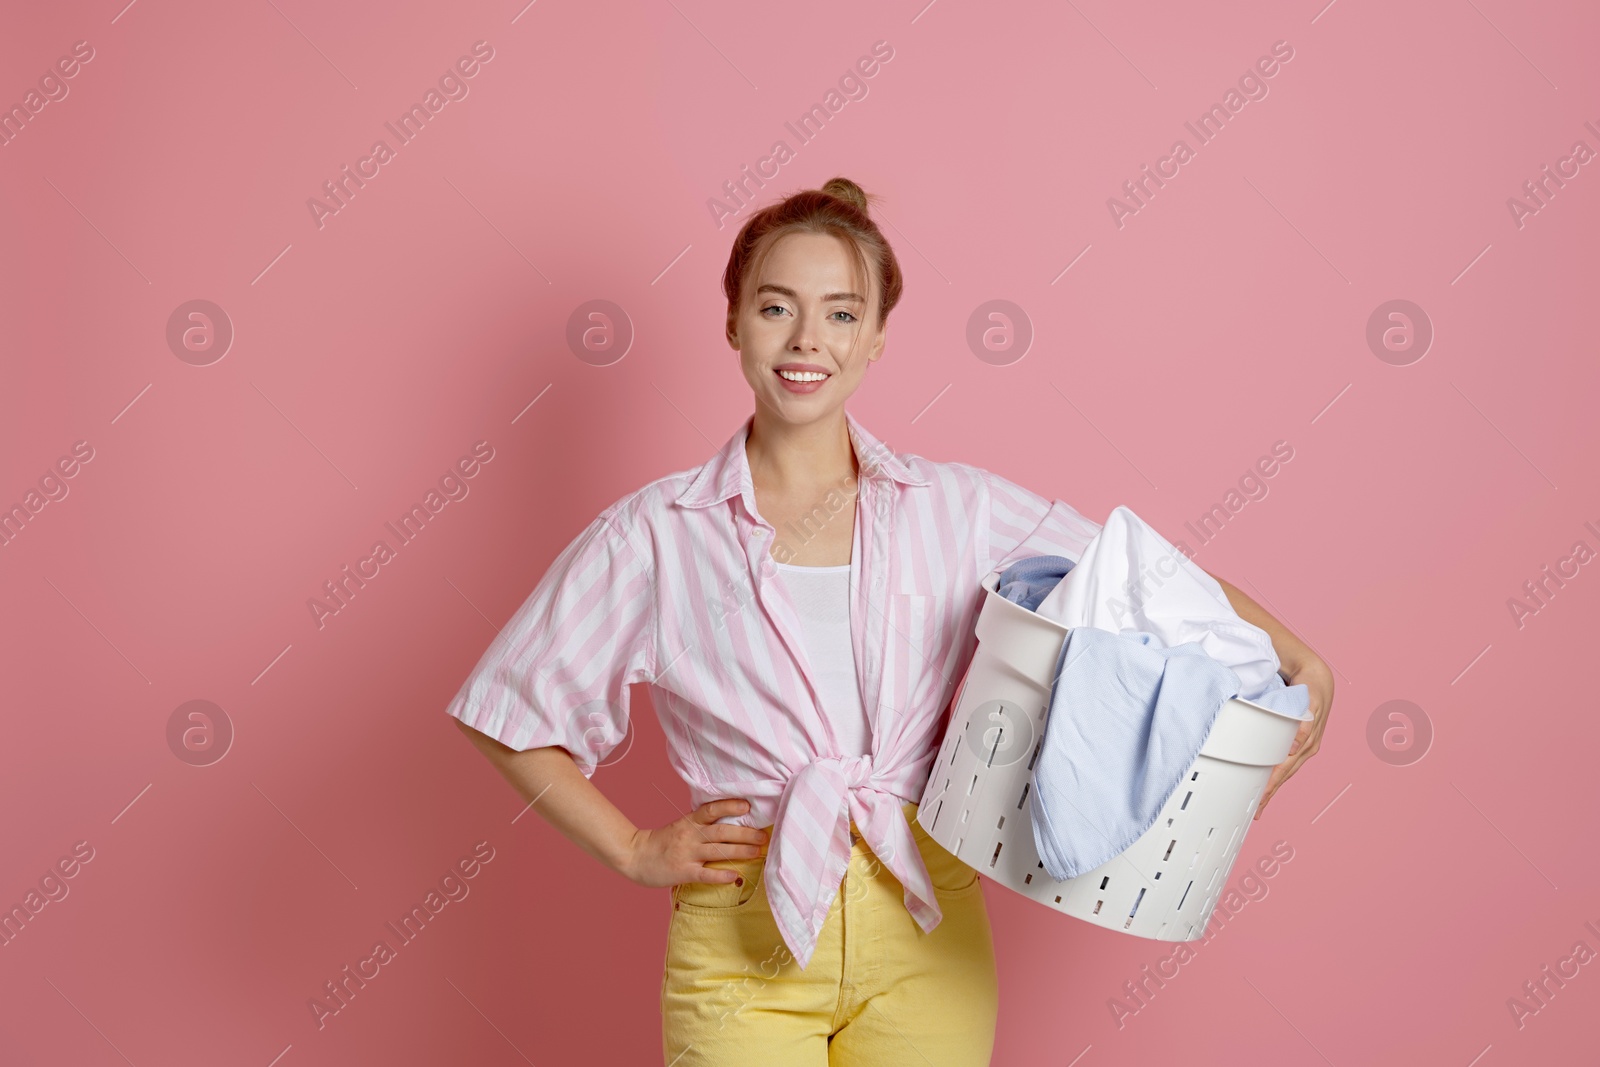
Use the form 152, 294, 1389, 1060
1034, 505, 1290, 703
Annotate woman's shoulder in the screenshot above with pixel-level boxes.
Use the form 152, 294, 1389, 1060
896, 451, 1015, 499
591, 464, 704, 526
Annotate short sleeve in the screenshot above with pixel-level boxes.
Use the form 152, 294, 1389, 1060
445, 508, 656, 777
979, 467, 1102, 580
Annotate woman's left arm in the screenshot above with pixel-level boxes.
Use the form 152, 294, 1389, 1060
1203, 570, 1335, 820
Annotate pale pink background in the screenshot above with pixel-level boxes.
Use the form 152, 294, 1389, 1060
2, 0, 1596, 1063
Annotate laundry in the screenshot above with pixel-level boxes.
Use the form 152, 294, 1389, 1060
996, 507, 1309, 711
1030, 626, 1240, 879
995, 554, 1075, 610
993, 505, 1312, 881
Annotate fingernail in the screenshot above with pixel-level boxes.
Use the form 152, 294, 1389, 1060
735, 876, 744, 886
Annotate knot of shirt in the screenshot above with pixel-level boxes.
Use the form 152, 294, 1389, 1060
795, 752, 873, 833
761, 752, 943, 970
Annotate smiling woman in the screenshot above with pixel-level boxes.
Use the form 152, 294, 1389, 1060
445, 174, 1331, 1066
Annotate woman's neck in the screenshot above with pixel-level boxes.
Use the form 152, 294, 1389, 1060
745, 408, 858, 497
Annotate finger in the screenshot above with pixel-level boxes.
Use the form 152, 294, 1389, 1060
699, 841, 766, 862
704, 825, 771, 847
691, 798, 752, 824
689, 863, 749, 886
1278, 749, 1312, 782
1286, 719, 1314, 756
1254, 768, 1287, 821
1255, 778, 1283, 819
1256, 745, 1314, 815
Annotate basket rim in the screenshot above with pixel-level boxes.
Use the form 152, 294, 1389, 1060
981, 573, 1313, 725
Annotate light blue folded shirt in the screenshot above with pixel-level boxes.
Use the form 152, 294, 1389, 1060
1029, 627, 1241, 880
996, 555, 1311, 881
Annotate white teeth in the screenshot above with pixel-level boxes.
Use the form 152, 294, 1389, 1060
778, 370, 829, 382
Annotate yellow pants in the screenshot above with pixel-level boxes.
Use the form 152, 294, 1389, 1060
661, 800, 998, 1065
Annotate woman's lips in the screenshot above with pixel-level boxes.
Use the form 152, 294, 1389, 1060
774, 369, 830, 394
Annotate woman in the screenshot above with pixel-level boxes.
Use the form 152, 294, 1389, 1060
448, 177, 1334, 1065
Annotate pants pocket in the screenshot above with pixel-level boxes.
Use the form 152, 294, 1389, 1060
672, 856, 766, 914
911, 815, 981, 896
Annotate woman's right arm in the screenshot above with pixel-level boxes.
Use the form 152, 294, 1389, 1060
453, 720, 769, 887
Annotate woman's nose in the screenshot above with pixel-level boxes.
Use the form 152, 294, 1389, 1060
788, 315, 821, 351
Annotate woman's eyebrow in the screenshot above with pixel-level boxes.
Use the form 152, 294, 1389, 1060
756, 283, 864, 304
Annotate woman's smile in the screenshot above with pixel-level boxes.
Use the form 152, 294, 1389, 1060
774, 363, 833, 393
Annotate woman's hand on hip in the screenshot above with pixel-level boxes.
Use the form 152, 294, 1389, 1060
621, 798, 771, 888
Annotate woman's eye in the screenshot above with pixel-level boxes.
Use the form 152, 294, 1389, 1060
758, 305, 855, 322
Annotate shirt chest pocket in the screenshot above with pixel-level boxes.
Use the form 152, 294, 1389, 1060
881, 592, 958, 729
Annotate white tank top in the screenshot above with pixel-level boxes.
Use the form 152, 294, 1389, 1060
773, 562, 871, 756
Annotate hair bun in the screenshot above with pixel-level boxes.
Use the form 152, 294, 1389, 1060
820, 177, 871, 213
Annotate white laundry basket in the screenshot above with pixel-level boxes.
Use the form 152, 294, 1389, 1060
915, 570, 1304, 941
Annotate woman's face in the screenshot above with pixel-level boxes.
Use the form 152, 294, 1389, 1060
727, 230, 884, 425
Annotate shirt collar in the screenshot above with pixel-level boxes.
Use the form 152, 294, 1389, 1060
674, 408, 930, 510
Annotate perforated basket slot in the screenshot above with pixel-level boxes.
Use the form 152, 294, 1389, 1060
1126, 887, 1147, 925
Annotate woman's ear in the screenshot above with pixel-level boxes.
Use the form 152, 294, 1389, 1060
868, 323, 887, 362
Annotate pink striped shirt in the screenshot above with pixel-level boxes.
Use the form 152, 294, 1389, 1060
445, 408, 1101, 969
